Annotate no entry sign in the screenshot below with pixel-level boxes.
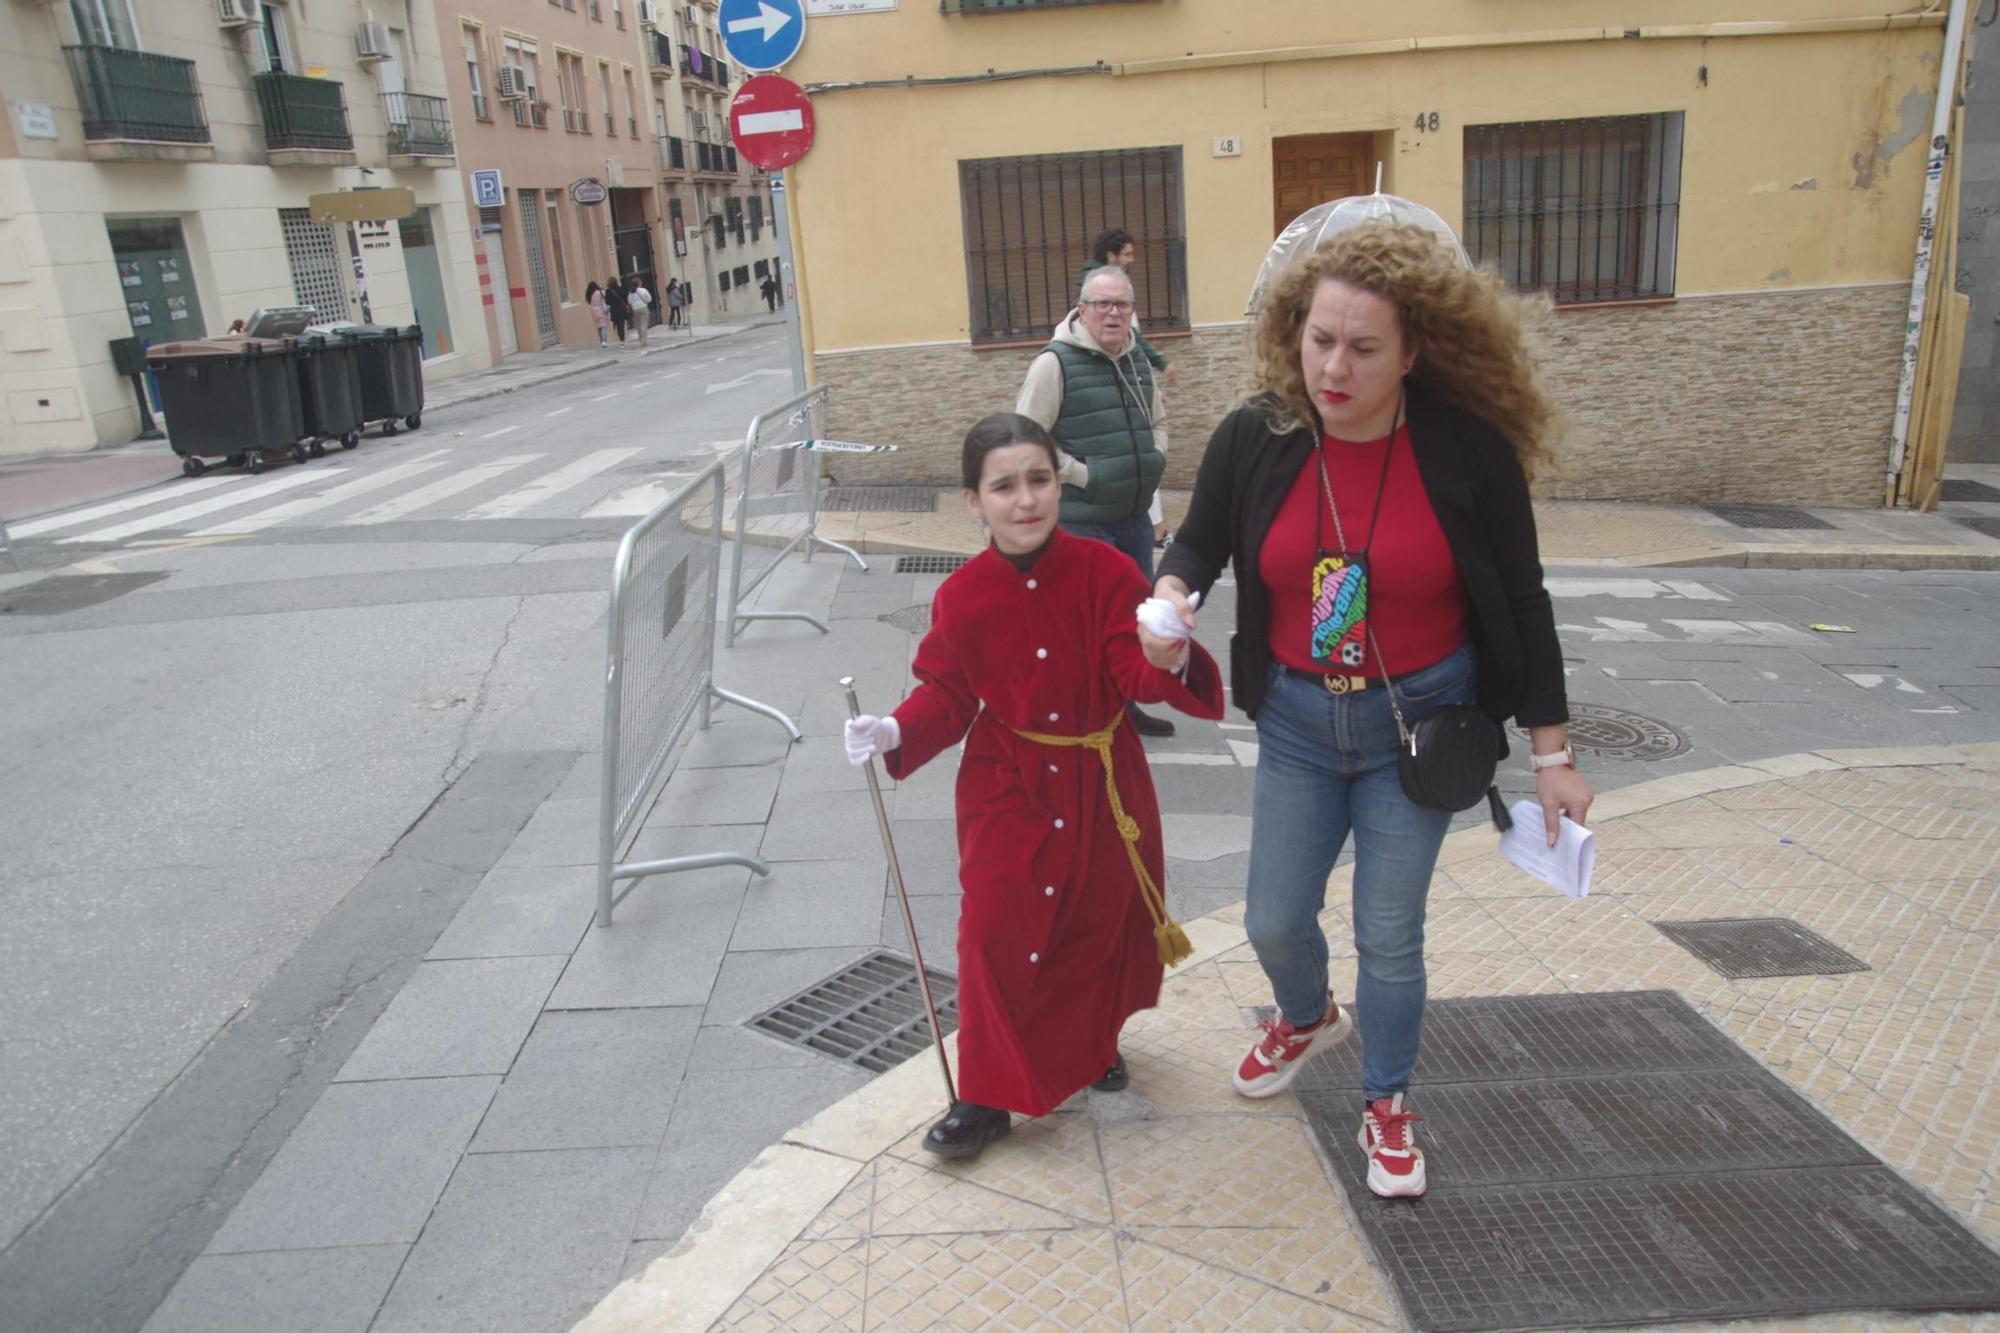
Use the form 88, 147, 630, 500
728, 75, 815, 171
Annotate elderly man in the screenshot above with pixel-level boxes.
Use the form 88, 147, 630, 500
1016, 264, 1176, 737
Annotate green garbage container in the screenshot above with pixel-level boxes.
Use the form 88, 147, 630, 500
147, 337, 307, 476
332, 324, 425, 436
293, 333, 365, 453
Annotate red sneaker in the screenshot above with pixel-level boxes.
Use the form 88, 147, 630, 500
1232, 998, 1349, 1099
1359, 1093, 1426, 1197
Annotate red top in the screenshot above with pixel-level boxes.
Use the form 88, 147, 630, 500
1260, 427, 1470, 677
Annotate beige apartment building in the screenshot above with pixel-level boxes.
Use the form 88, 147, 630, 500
0, 0, 491, 458
439, 0, 780, 358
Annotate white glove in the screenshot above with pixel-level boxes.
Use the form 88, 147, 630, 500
1137, 589, 1201, 641
844, 714, 901, 766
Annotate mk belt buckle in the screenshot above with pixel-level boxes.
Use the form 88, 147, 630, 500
1322, 672, 1362, 695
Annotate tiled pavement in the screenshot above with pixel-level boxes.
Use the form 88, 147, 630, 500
580, 745, 2000, 1333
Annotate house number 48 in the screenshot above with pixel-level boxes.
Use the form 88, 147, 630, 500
1413, 112, 1441, 132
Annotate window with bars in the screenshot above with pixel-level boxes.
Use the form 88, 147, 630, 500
959, 145, 1187, 345
278, 207, 348, 320
1463, 113, 1684, 306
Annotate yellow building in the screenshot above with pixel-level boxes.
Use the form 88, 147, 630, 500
0, 0, 492, 458
781, 1, 1958, 506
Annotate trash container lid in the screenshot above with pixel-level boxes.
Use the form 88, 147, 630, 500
242, 305, 319, 339
326, 323, 421, 341
146, 336, 290, 362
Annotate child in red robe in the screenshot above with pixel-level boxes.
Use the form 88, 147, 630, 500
844, 413, 1224, 1160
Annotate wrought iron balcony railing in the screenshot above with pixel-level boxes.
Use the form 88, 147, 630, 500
65, 45, 209, 143
255, 70, 352, 152
384, 91, 451, 156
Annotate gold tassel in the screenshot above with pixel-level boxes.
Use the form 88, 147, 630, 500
1155, 919, 1194, 967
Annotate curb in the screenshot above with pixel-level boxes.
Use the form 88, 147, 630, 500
574, 740, 2000, 1333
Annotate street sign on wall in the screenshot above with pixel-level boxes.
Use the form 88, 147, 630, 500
719, 0, 805, 72
471, 170, 505, 208
307, 187, 416, 225
728, 75, 814, 172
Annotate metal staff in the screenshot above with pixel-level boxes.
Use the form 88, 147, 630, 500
841, 676, 956, 1104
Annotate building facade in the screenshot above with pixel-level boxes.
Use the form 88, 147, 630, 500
436, 0, 780, 359
780, 2, 1957, 506
1, 0, 492, 458
1948, 21, 1999, 467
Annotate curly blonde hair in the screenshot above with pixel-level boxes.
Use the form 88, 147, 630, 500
1251, 222, 1557, 478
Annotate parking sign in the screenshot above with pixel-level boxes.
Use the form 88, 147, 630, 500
470, 169, 505, 209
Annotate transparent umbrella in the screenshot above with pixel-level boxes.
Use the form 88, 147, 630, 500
1245, 175, 1469, 316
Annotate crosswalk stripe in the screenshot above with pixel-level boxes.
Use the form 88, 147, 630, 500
583, 474, 697, 518
341, 454, 543, 526
460, 448, 641, 520
195, 452, 454, 535
12, 476, 237, 538
62, 467, 341, 544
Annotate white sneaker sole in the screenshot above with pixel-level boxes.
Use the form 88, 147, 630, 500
1231, 1004, 1351, 1099
1358, 1129, 1428, 1198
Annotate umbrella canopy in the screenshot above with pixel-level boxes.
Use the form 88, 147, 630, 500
1246, 190, 1470, 316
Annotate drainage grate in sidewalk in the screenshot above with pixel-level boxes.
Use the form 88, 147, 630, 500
0, 572, 167, 615
1651, 916, 1870, 979
1706, 504, 1837, 530
1941, 478, 2000, 502
1516, 704, 1687, 761
894, 554, 971, 575
821, 487, 936, 513
749, 950, 958, 1074
878, 604, 931, 634
1295, 991, 2000, 1331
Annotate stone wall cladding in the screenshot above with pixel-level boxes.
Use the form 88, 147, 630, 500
817, 285, 1903, 506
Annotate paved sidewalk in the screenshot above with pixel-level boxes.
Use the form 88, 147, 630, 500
582, 743, 2000, 1332
813, 466, 2000, 572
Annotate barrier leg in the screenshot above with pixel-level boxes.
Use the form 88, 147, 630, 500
809, 531, 867, 572
731, 609, 830, 640
712, 683, 802, 741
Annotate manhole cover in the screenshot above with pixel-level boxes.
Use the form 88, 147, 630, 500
750, 950, 958, 1073
895, 554, 971, 574
1706, 504, 1836, 530
1294, 991, 2000, 1331
1941, 478, 2000, 502
0, 571, 167, 615
821, 487, 936, 513
1514, 703, 1687, 760
1652, 917, 1870, 979
879, 603, 931, 634
1954, 515, 2000, 540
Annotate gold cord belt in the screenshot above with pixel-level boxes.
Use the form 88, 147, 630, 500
1007, 711, 1194, 967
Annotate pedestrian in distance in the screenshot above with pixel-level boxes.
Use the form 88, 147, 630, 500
625, 277, 652, 346
666, 279, 685, 329
603, 276, 628, 344
1016, 264, 1179, 739
586, 281, 610, 348
844, 413, 1223, 1162
760, 274, 779, 312
1145, 221, 1594, 1199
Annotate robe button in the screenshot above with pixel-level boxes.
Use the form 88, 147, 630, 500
1026, 579, 1038, 590
1044, 886, 1055, 897
1054, 818, 1064, 829
1048, 712, 1059, 722
1036, 648, 1048, 659
1048, 764, 1059, 773
1029, 952, 1040, 963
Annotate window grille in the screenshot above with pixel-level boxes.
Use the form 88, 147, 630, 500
278, 207, 348, 320
1463, 113, 1683, 306
958, 145, 1187, 345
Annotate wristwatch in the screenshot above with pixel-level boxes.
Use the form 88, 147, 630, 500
1530, 745, 1575, 772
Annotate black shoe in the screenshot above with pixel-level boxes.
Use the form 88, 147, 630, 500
1091, 1053, 1129, 1092
922, 1101, 1012, 1161
1129, 707, 1175, 738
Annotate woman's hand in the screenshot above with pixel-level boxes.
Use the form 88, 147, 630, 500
1536, 765, 1594, 847
1139, 578, 1198, 671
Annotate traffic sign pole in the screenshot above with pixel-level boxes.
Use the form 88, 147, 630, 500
772, 170, 807, 394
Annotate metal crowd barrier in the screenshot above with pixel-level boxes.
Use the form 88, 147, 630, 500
596, 457, 798, 927
722, 385, 868, 646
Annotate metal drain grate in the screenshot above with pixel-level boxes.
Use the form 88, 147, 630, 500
878, 604, 932, 634
1953, 515, 2000, 540
821, 487, 937, 513
1706, 504, 1837, 530
1941, 478, 2000, 502
1517, 703, 1687, 761
894, 553, 971, 574
0, 571, 167, 614
1652, 916, 1870, 979
749, 950, 958, 1073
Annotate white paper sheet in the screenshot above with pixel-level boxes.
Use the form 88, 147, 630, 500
1497, 799, 1597, 900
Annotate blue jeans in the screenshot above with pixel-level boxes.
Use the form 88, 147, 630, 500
1245, 643, 1476, 1101
1060, 512, 1155, 585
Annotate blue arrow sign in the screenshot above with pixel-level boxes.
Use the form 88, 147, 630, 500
719, 0, 804, 72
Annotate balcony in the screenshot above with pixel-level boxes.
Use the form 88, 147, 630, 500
648, 31, 674, 74
660, 134, 686, 172
255, 70, 354, 165
64, 45, 214, 161
725, 145, 737, 173
680, 45, 728, 88
384, 91, 452, 165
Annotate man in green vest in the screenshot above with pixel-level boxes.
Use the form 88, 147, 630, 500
1016, 265, 1176, 738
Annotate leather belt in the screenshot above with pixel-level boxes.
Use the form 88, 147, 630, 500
1283, 664, 1380, 695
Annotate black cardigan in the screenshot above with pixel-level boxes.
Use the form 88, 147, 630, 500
1157, 391, 1569, 735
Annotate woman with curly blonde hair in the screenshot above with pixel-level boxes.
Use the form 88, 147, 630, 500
1143, 221, 1592, 1198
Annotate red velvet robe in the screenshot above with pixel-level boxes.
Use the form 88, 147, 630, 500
884, 529, 1224, 1116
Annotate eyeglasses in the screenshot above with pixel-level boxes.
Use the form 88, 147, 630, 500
1080, 299, 1134, 315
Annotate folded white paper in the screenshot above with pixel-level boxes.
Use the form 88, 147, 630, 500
1498, 799, 1597, 900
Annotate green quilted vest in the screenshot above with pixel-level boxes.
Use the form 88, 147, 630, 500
1048, 340, 1165, 524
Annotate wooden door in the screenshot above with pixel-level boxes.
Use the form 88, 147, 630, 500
1273, 134, 1374, 237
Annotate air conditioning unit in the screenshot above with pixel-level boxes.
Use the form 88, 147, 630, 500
354, 20, 393, 63
692, 110, 710, 132
217, 0, 255, 28
636, 0, 658, 27
683, 5, 697, 24
496, 64, 529, 100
